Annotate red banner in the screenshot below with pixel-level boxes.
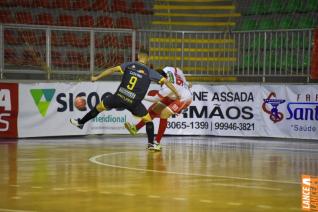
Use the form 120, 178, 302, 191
0, 83, 18, 138
311, 28, 318, 80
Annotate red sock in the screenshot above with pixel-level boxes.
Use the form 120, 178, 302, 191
156, 118, 167, 143
136, 109, 158, 130
135, 120, 145, 130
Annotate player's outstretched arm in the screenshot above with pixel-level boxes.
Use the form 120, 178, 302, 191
162, 78, 181, 99
91, 66, 122, 82
144, 90, 161, 102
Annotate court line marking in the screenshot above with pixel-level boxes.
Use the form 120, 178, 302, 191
256, 205, 272, 209
123, 193, 136, 196
0, 209, 36, 212
232, 146, 318, 153
17, 159, 43, 162
99, 191, 112, 195
89, 151, 299, 185
227, 202, 242, 206
10, 197, 21, 200
200, 200, 213, 203
52, 188, 66, 191
204, 182, 281, 191
148, 195, 161, 199
31, 187, 42, 189
173, 197, 187, 201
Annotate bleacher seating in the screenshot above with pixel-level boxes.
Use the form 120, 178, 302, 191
52, 0, 72, 9
57, 15, 74, 26
91, 0, 108, 12
32, 0, 50, 8
4, 30, 19, 45
0, 0, 316, 79
72, 0, 90, 10
111, 0, 128, 13
62, 32, 78, 46
95, 16, 113, 28
51, 32, 62, 46
131, 0, 152, 14
0, 0, 153, 30
66, 51, 89, 69
4, 48, 18, 65
51, 51, 64, 67
98, 34, 119, 48
301, 0, 318, 12
237, 0, 318, 31
21, 48, 45, 67
19, 30, 37, 44
13, 0, 31, 8
0, 10, 14, 23
95, 52, 106, 68
35, 13, 54, 26
122, 35, 132, 48
77, 15, 94, 27
15, 12, 33, 24
77, 34, 90, 48
37, 32, 46, 45
115, 17, 133, 29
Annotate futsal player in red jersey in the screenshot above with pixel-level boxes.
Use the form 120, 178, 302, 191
125, 66, 192, 150
70, 50, 180, 151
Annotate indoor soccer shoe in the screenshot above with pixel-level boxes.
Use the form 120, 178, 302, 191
70, 118, 84, 129
124, 122, 137, 135
147, 142, 162, 151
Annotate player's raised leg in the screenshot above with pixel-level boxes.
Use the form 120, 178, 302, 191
155, 107, 173, 144
124, 102, 164, 135
70, 99, 106, 129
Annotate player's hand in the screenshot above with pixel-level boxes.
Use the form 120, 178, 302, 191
176, 93, 181, 100
91, 76, 98, 82
188, 82, 193, 88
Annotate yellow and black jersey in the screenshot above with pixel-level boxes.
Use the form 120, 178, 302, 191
115, 61, 164, 105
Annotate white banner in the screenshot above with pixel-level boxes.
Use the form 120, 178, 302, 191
18, 82, 137, 137
163, 84, 318, 140
17, 82, 318, 140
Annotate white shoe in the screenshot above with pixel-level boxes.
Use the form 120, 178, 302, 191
70, 118, 84, 129
147, 142, 162, 151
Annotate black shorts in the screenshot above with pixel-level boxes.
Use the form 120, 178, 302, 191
102, 93, 148, 118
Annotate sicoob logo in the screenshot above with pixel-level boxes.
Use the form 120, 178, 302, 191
262, 92, 286, 123
30, 89, 56, 117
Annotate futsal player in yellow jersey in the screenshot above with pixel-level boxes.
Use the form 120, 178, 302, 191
70, 49, 180, 151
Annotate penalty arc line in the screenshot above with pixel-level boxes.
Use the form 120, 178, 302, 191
88, 151, 299, 186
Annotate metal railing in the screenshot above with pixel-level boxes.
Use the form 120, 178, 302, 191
0, 24, 314, 82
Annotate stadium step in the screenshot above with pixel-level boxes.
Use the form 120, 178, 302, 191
149, 37, 235, 44
154, 12, 240, 18
150, 56, 236, 62
152, 21, 235, 27
152, 0, 239, 31
149, 35, 237, 77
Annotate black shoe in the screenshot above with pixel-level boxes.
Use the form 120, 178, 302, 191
70, 118, 84, 129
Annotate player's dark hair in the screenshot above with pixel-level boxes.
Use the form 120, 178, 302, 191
138, 48, 149, 56
155, 69, 167, 78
